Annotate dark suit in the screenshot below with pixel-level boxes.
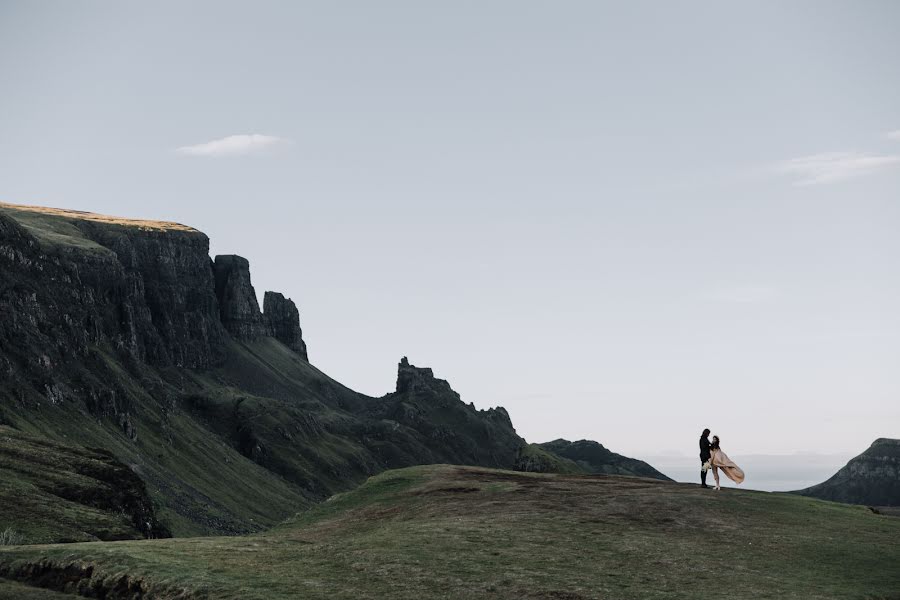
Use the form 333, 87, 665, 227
699, 436, 711, 486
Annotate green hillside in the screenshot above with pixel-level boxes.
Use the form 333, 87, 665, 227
0, 426, 166, 544
2, 465, 898, 599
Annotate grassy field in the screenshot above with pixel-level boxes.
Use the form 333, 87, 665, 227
1, 465, 898, 599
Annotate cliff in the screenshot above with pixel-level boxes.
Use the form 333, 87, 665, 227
263, 291, 308, 360
0, 205, 226, 373
793, 438, 900, 507
213, 254, 270, 340
363, 357, 524, 469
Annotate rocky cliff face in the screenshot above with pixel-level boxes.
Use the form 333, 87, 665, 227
0, 205, 228, 429
794, 438, 900, 506
264, 292, 308, 360
364, 357, 524, 469
213, 255, 271, 340
212, 256, 309, 360
0, 209, 226, 372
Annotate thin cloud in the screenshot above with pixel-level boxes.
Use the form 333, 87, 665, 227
776, 152, 900, 185
175, 134, 289, 157
707, 285, 779, 304
886, 130, 900, 141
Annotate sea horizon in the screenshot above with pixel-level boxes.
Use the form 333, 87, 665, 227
640, 452, 856, 492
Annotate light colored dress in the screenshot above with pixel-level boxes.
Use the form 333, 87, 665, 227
710, 448, 745, 484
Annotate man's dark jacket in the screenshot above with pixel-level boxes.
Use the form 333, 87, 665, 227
699, 436, 711, 462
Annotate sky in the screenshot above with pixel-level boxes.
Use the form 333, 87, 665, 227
1, 1, 898, 465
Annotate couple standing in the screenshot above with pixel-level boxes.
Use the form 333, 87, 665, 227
699, 428, 745, 490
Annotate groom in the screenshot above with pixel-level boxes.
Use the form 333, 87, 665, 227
699, 428, 711, 488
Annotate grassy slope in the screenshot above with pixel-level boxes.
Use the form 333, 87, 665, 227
0, 202, 196, 236
1, 465, 898, 600
7, 343, 314, 537
515, 442, 584, 474
0, 427, 148, 544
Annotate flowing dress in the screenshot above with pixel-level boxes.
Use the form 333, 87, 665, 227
710, 448, 745, 484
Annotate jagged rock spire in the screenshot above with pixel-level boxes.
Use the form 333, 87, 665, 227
264, 291, 308, 361
213, 255, 270, 340
213, 255, 309, 361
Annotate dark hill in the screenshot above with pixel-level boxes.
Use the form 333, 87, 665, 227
539, 438, 672, 480
793, 438, 900, 507
0, 201, 666, 537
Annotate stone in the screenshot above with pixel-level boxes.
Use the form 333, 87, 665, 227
263, 291, 308, 361
213, 255, 271, 340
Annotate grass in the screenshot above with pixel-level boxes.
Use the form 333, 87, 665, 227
2, 340, 331, 538
515, 443, 583, 474
0, 530, 23, 547
0, 201, 199, 258
1, 465, 898, 599
0, 201, 196, 235
0, 427, 151, 544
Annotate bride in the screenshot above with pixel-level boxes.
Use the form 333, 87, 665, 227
709, 435, 745, 490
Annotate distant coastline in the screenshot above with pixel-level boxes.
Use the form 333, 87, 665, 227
640, 453, 855, 492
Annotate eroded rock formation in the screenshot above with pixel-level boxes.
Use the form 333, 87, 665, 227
213, 255, 270, 340
264, 291, 308, 360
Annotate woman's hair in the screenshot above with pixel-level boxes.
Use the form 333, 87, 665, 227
711, 435, 720, 450
702, 428, 711, 437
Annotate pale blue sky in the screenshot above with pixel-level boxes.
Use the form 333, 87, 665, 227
1, 1, 898, 458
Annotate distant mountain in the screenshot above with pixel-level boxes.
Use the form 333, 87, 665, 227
0, 201, 668, 538
793, 439, 900, 507
539, 439, 672, 481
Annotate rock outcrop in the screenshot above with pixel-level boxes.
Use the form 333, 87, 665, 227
364, 357, 524, 469
213, 255, 271, 340
794, 438, 900, 506
263, 292, 308, 360
212, 257, 309, 359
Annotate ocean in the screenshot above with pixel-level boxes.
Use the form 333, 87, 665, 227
640, 453, 855, 492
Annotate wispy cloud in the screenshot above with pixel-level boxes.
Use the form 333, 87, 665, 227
175, 134, 290, 157
886, 130, 900, 141
776, 152, 900, 185
707, 285, 779, 304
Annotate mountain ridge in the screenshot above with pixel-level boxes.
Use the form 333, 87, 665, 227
0, 200, 670, 540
